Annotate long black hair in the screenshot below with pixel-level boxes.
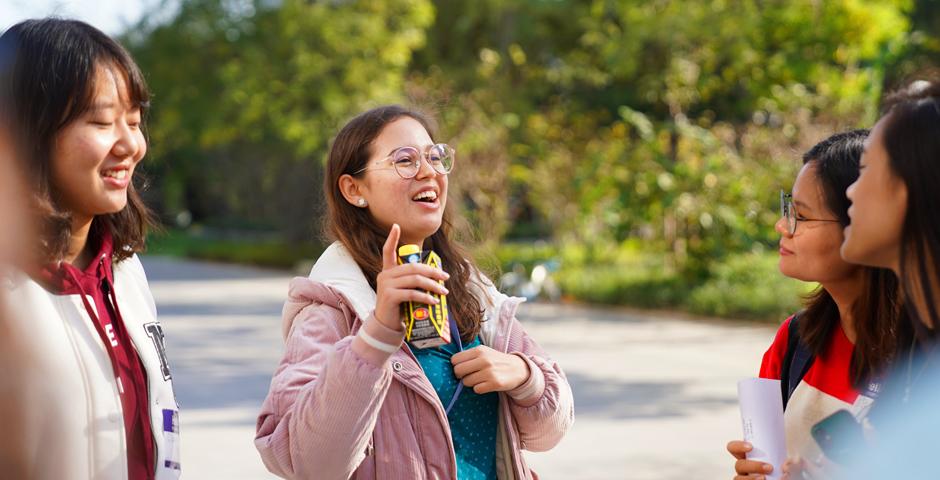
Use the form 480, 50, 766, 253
799, 130, 909, 386
0, 18, 154, 265
880, 79, 940, 338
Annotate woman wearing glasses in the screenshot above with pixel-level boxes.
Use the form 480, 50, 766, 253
725, 130, 908, 480
255, 105, 573, 479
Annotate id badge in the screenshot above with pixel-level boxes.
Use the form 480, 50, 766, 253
162, 409, 182, 472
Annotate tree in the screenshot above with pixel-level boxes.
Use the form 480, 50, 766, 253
128, 0, 434, 241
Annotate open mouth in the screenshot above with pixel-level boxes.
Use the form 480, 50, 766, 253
412, 190, 438, 203
103, 169, 128, 180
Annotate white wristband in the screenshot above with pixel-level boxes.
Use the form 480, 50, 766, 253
358, 328, 400, 354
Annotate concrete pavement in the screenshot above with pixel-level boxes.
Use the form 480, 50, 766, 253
142, 256, 776, 479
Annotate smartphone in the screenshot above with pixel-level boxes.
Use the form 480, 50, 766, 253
810, 409, 864, 465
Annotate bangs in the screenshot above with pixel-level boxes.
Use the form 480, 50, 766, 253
106, 52, 151, 112
58, 39, 151, 131
67, 62, 150, 128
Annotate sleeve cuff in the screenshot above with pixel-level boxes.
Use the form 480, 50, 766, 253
507, 353, 545, 407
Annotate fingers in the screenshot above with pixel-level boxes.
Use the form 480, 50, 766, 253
471, 381, 496, 394
451, 345, 485, 365
386, 263, 450, 282
457, 371, 496, 394
460, 371, 488, 389
452, 356, 488, 379
387, 287, 441, 306
382, 223, 401, 270
726, 440, 752, 460
378, 264, 450, 301
734, 459, 772, 476
729, 441, 771, 477
454, 347, 503, 394
392, 274, 449, 296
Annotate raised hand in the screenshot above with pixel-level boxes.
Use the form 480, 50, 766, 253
373, 224, 450, 331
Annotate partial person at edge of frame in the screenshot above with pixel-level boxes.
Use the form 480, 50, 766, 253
0, 18, 181, 480
0, 24, 57, 480
834, 77, 940, 479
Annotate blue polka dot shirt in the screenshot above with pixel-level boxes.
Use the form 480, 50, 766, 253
413, 335, 499, 480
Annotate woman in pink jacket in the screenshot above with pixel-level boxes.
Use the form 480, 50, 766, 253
255, 105, 574, 479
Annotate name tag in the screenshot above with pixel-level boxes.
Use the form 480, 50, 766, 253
162, 409, 182, 471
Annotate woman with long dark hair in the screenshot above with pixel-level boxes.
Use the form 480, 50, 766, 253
726, 130, 909, 480
834, 79, 940, 478
0, 18, 180, 479
843, 79, 940, 340
255, 105, 574, 479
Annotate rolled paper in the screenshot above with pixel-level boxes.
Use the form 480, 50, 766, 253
738, 377, 787, 480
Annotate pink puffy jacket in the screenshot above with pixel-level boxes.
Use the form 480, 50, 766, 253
254, 243, 574, 479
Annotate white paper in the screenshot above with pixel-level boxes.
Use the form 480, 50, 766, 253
738, 378, 786, 480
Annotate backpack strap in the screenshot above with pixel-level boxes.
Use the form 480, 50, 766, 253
779, 311, 814, 410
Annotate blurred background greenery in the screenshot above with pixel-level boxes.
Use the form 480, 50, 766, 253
125, 0, 939, 320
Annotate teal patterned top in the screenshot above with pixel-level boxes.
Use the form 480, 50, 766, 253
413, 335, 499, 480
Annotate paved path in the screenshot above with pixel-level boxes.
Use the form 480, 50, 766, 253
142, 256, 776, 479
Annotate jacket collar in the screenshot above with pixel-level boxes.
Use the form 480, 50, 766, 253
305, 241, 520, 346
307, 242, 377, 321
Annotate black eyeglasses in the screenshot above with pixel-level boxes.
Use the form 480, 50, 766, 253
780, 191, 841, 235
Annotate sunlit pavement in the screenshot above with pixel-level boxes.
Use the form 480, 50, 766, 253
143, 256, 775, 480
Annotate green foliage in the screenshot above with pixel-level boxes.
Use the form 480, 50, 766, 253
556, 264, 687, 310
688, 251, 813, 320
400, 0, 913, 281
148, 229, 324, 270
497, 0, 909, 275
125, 0, 933, 319
494, 243, 811, 320
127, 0, 433, 241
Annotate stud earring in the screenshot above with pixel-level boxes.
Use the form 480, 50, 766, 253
357, 198, 367, 207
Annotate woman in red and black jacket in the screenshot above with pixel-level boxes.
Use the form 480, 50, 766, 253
725, 130, 910, 480
0, 18, 180, 480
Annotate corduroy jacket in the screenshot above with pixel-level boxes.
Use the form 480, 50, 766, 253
255, 242, 574, 479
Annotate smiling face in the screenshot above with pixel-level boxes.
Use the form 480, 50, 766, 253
842, 117, 909, 272
776, 162, 860, 284
50, 64, 146, 224
341, 116, 448, 246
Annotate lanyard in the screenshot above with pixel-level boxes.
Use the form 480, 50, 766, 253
444, 312, 464, 416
